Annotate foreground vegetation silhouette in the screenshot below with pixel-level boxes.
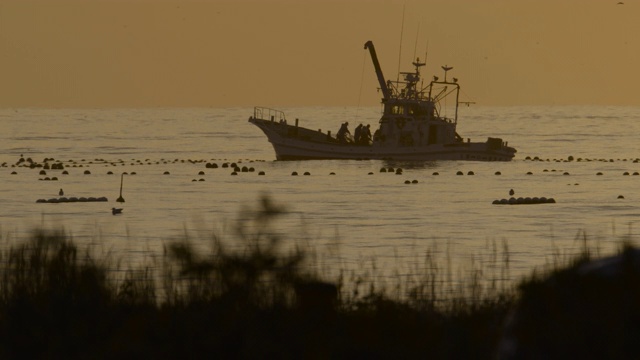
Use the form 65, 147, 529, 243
0, 196, 638, 358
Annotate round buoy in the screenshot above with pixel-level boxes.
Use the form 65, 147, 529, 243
495, 171, 501, 175
303, 172, 310, 176
241, 166, 249, 172
404, 180, 410, 184
258, 171, 265, 175
563, 172, 570, 175
596, 172, 603, 175
634, 172, 639, 176
163, 171, 170, 175
198, 171, 205, 175
456, 171, 463, 175
330, 172, 335, 175
432, 172, 439, 176
395, 169, 403, 175
526, 172, 533, 175
412, 180, 418, 184
380, 168, 387, 173
618, 195, 625, 199
231, 172, 238, 175
623, 172, 630, 176
291, 171, 298, 176
39, 170, 46, 175
467, 171, 474, 175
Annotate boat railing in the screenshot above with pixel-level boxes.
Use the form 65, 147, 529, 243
253, 107, 286, 122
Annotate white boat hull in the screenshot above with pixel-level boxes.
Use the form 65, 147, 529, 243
249, 117, 515, 161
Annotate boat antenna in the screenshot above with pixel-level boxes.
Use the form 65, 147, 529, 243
424, 40, 429, 71
412, 22, 421, 62
396, 3, 406, 84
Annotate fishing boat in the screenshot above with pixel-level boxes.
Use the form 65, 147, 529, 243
249, 41, 516, 161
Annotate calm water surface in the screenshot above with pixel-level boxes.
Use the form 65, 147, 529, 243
2, 106, 640, 285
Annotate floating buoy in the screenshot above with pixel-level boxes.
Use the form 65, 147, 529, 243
495, 171, 501, 175
368, 172, 373, 175
258, 171, 265, 175
241, 166, 249, 172
198, 171, 205, 175
596, 172, 603, 175
618, 195, 625, 199
493, 196, 556, 205
39, 170, 46, 175
116, 173, 125, 203
432, 172, 439, 176
456, 171, 463, 175
467, 171, 474, 175
231, 172, 238, 175
163, 171, 170, 175
526, 172, 533, 175
303, 172, 311, 176
291, 171, 298, 176
380, 168, 387, 173
563, 172, 570, 175
623, 172, 630, 176
412, 180, 418, 184
395, 169, 403, 175
404, 180, 411, 184
330, 172, 336, 175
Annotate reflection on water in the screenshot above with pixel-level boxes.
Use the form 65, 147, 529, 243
1, 106, 640, 286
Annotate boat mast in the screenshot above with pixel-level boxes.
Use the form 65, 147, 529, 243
364, 41, 391, 100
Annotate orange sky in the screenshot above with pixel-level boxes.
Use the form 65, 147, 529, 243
0, 0, 638, 108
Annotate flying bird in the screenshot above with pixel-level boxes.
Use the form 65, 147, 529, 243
112, 207, 123, 215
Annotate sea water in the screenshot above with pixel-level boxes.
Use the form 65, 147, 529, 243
1, 106, 640, 287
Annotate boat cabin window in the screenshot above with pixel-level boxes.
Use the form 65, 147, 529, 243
391, 105, 404, 115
